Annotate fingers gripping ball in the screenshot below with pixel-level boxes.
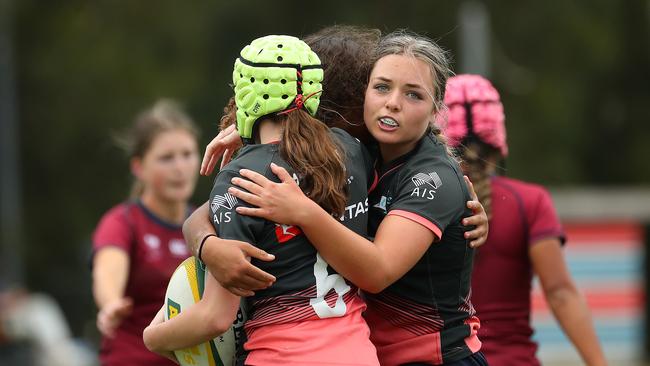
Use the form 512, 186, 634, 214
232, 35, 324, 141
164, 257, 247, 366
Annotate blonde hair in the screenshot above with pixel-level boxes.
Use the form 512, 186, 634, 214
373, 30, 452, 114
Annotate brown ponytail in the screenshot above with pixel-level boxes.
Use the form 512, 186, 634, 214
460, 142, 500, 219
221, 96, 347, 216
278, 110, 347, 217
429, 122, 456, 158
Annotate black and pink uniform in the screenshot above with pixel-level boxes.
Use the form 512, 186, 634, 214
363, 132, 482, 365
209, 128, 379, 366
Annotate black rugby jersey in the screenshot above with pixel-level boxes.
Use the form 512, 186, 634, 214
209, 128, 373, 330
364, 132, 480, 365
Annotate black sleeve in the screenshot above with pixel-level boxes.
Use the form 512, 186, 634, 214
330, 127, 375, 190
209, 168, 266, 244
360, 143, 376, 190
389, 162, 467, 238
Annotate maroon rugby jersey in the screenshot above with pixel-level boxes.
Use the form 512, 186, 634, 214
92, 201, 191, 366
471, 176, 565, 365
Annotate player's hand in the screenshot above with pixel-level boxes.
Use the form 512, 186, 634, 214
143, 306, 179, 363
97, 297, 133, 338
142, 305, 165, 344
462, 175, 489, 248
201, 236, 276, 297
149, 305, 165, 327
229, 163, 312, 226
200, 124, 242, 176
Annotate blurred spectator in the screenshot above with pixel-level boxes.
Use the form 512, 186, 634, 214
0, 285, 97, 366
91, 100, 199, 365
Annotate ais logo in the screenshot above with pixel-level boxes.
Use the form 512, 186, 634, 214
411, 172, 442, 201
211, 192, 237, 225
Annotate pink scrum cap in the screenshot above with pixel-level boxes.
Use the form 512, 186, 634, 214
438, 74, 508, 156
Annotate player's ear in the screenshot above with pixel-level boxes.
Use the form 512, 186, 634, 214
130, 157, 143, 180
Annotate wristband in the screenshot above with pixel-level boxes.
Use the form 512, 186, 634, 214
198, 234, 217, 263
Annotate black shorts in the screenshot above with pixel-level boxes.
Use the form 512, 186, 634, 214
401, 351, 489, 366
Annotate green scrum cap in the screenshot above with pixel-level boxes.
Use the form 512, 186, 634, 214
232, 35, 323, 143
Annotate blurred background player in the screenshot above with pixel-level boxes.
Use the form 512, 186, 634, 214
441, 74, 607, 366
91, 99, 200, 366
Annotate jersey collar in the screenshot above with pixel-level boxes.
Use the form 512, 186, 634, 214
375, 134, 427, 176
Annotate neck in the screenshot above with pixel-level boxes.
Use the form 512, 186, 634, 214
140, 192, 187, 225
257, 118, 283, 144
379, 140, 419, 163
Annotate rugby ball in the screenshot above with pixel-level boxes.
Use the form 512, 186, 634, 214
165, 257, 246, 366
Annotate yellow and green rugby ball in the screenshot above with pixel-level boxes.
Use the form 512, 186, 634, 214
164, 257, 246, 366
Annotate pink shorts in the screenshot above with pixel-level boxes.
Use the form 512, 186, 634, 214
243, 296, 379, 366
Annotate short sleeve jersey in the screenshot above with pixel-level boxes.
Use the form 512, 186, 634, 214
471, 176, 565, 365
92, 201, 191, 366
209, 128, 374, 332
362, 132, 480, 366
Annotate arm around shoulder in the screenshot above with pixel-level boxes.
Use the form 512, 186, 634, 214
230, 163, 437, 293
297, 201, 434, 293
183, 201, 215, 258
